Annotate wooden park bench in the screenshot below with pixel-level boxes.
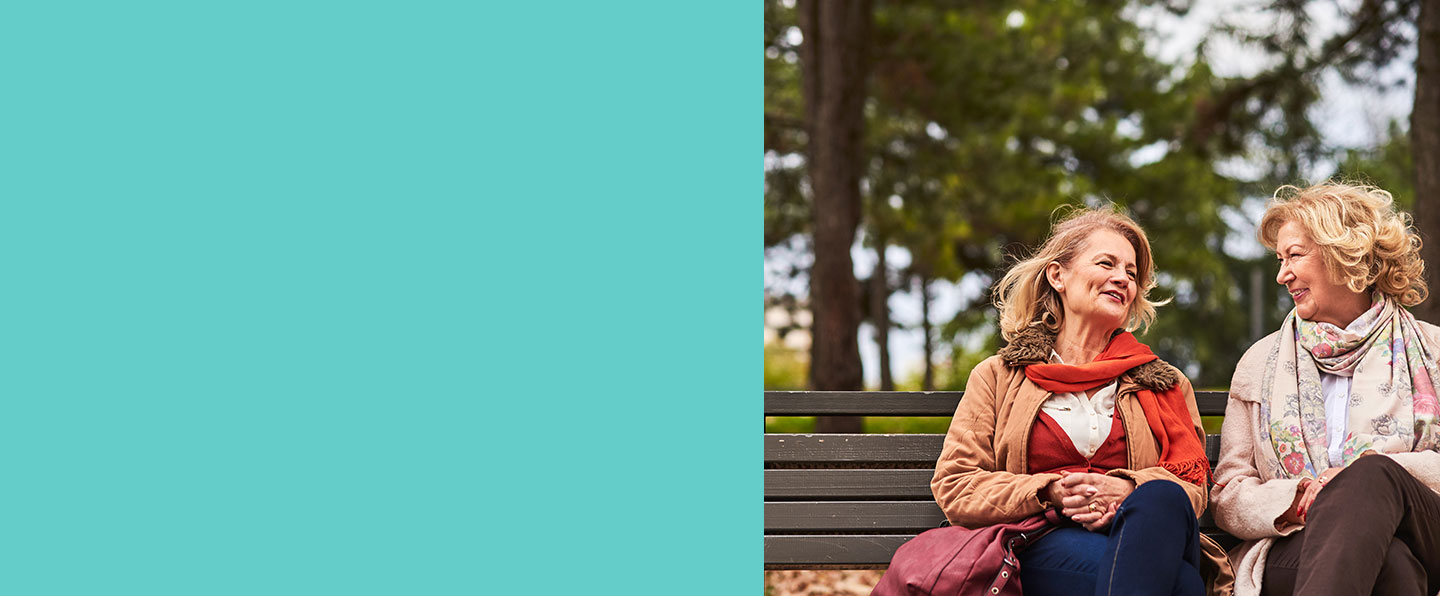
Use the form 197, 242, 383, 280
764, 390, 1233, 570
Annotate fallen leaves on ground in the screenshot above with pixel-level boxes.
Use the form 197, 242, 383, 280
764, 570, 882, 596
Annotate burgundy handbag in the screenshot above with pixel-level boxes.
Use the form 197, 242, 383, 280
871, 510, 1061, 596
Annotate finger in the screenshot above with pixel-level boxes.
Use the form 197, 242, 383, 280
1058, 485, 1098, 500
1298, 487, 1320, 520
1060, 495, 1089, 508
1095, 512, 1115, 530
1064, 473, 1103, 485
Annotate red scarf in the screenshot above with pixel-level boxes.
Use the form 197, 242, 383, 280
1024, 332, 1210, 488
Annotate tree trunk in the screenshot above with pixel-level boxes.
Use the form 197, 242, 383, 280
920, 274, 935, 392
800, 0, 871, 433
871, 242, 894, 391
1416, 0, 1440, 323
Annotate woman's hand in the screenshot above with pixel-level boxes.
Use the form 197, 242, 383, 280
1055, 472, 1135, 531
1276, 465, 1348, 528
1276, 478, 1311, 528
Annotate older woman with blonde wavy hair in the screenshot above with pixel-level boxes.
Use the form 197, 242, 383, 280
1211, 182, 1440, 596
929, 206, 1232, 595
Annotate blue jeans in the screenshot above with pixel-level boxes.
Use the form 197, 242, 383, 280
1018, 480, 1204, 596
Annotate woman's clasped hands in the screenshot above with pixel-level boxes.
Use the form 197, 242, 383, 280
1045, 471, 1137, 531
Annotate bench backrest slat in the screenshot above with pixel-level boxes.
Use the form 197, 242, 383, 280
766, 391, 962, 416
766, 501, 948, 533
766, 390, 1231, 417
766, 434, 944, 464
765, 469, 935, 499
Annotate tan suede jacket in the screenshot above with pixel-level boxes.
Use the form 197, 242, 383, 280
930, 328, 1209, 528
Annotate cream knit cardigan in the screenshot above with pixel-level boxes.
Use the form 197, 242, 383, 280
1211, 322, 1440, 596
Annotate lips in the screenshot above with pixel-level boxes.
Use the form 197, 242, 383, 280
1101, 290, 1126, 304
1290, 288, 1309, 302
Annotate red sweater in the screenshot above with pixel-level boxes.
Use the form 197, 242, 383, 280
1028, 410, 1128, 475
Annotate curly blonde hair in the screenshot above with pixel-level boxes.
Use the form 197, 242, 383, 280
994, 206, 1161, 341
1258, 182, 1427, 307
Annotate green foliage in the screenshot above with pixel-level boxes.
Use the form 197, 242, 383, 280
766, 0, 1262, 387
764, 416, 815, 433
863, 417, 953, 434
764, 0, 808, 248
764, 342, 809, 390
765, 0, 1419, 391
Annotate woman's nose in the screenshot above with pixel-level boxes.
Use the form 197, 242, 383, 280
1276, 263, 1291, 284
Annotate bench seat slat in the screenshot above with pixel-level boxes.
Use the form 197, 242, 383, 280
765, 469, 935, 499
766, 501, 947, 533
766, 434, 944, 464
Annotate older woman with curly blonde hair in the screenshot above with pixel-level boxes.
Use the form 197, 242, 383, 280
1211, 182, 1440, 596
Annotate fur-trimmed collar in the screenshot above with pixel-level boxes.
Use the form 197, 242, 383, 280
997, 325, 1179, 391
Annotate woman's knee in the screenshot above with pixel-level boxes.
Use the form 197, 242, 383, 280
1020, 527, 1105, 575
1309, 456, 1406, 518
1327, 454, 1405, 493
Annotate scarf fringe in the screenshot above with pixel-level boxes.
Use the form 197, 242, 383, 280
1162, 456, 1212, 487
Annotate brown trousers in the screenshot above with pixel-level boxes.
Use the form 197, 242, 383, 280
1262, 455, 1440, 596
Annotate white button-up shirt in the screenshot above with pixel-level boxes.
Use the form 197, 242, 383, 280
1317, 316, 1365, 465
1039, 350, 1118, 458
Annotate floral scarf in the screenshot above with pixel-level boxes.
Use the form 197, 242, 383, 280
1260, 294, 1440, 480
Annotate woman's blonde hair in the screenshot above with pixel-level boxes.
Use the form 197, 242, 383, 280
1258, 182, 1427, 307
993, 206, 1160, 341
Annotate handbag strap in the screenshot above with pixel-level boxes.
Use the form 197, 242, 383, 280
988, 510, 1062, 595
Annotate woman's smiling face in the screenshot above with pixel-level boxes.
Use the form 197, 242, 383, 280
1048, 230, 1138, 332
1274, 220, 1371, 327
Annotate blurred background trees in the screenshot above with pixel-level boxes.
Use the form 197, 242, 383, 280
765, 0, 1435, 416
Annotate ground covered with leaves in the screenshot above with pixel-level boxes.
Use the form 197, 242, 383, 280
764, 570, 882, 595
